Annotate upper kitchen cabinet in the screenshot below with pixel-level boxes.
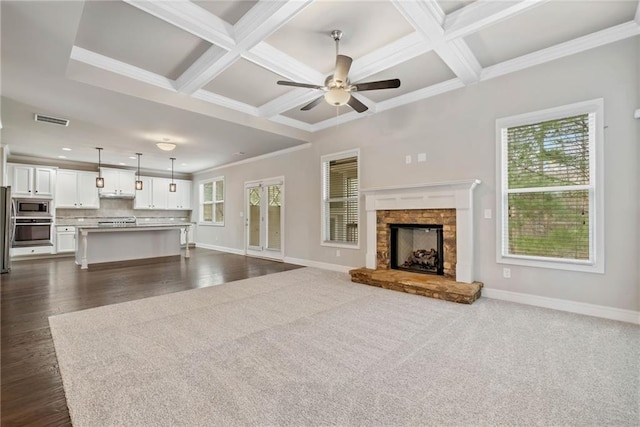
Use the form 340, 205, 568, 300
8, 164, 56, 198
167, 179, 192, 210
99, 168, 135, 198
56, 170, 100, 209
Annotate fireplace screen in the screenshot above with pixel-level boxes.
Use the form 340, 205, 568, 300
390, 224, 444, 275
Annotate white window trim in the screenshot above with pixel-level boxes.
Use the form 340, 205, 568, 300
320, 148, 361, 250
495, 98, 604, 273
198, 176, 225, 227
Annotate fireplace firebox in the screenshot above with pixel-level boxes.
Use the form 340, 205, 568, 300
390, 224, 444, 275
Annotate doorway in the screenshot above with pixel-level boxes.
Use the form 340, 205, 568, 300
245, 178, 284, 260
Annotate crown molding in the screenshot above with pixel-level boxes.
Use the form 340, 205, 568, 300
123, 0, 235, 49
481, 20, 640, 81
194, 142, 312, 175
70, 46, 175, 91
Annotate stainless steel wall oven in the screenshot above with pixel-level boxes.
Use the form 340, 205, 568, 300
12, 217, 54, 247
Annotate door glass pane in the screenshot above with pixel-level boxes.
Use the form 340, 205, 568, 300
248, 188, 261, 247
266, 185, 281, 250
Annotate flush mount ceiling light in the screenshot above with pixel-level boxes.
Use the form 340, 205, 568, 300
95, 147, 104, 188
156, 138, 176, 151
156, 142, 176, 151
169, 157, 177, 192
135, 153, 143, 190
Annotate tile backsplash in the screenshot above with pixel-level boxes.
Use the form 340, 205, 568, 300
56, 198, 191, 220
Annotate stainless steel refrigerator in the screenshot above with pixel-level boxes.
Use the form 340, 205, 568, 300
1, 186, 11, 273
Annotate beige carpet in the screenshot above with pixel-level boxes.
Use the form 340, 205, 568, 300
49, 268, 639, 426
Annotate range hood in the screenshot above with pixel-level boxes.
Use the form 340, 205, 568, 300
99, 192, 135, 199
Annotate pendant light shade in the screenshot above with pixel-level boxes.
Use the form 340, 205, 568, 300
95, 147, 104, 188
135, 153, 143, 190
169, 157, 176, 192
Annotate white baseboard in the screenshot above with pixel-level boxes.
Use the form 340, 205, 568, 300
194, 243, 245, 256
283, 256, 356, 273
482, 287, 640, 325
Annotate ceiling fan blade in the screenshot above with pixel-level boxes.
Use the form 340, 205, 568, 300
347, 95, 368, 113
301, 96, 325, 111
352, 79, 401, 91
277, 80, 324, 90
333, 55, 353, 86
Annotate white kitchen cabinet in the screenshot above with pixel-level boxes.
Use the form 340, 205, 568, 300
167, 179, 192, 210
9, 164, 56, 198
134, 177, 168, 209
56, 170, 99, 209
56, 226, 76, 253
99, 168, 135, 197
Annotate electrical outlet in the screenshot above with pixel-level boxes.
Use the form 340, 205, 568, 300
503, 268, 511, 278
484, 209, 492, 219
405, 155, 412, 164
336, 250, 341, 257
239, 212, 244, 217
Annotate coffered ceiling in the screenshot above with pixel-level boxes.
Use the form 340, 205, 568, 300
1, 0, 639, 173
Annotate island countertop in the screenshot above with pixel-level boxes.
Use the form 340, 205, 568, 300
75, 223, 193, 269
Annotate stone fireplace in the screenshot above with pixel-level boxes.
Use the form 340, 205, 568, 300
362, 180, 480, 283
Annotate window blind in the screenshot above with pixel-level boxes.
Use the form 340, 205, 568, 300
503, 113, 593, 261
324, 155, 358, 243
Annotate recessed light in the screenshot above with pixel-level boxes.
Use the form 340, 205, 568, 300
119, 162, 126, 166
129, 156, 136, 160
62, 147, 72, 151
58, 155, 67, 159
167, 168, 172, 171
181, 163, 187, 166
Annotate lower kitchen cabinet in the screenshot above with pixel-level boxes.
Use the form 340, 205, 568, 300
56, 226, 76, 253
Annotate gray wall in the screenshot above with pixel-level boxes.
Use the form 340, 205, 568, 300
194, 38, 639, 311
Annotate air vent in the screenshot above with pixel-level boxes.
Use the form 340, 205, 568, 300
34, 114, 69, 126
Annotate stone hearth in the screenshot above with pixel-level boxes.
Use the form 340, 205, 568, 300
350, 268, 483, 304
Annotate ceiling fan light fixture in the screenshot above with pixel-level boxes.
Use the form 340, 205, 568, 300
324, 88, 350, 106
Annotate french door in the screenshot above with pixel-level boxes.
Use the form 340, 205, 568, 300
245, 178, 284, 260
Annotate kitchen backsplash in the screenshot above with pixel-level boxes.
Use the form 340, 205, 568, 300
56, 198, 191, 221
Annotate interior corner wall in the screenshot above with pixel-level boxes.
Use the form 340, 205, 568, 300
193, 37, 639, 312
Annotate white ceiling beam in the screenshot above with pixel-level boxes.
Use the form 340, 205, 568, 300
175, 47, 240, 94
481, 21, 640, 81
635, 0, 640, 23
444, 0, 549, 40
174, 0, 314, 95
258, 89, 321, 118
349, 32, 434, 82
70, 46, 176, 91
270, 115, 315, 132
191, 90, 259, 116
244, 42, 324, 84
123, 0, 235, 49
391, 0, 481, 85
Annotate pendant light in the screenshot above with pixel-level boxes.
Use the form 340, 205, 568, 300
169, 157, 176, 192
95, 147, 104, 188
135, 153, 143, 190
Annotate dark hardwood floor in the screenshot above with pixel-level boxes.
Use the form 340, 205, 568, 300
1, 249, 302, 426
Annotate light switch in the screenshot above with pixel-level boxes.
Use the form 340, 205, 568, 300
405, 155, 412, 164
240, 212, 244, 217
417, 153, 426, 162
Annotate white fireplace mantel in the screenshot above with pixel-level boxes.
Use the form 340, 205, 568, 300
361, 179, 481, 283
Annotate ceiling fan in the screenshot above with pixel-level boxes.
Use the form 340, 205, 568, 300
277, 30, 401, 113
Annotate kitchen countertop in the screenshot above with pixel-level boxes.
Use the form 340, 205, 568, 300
75, 222, 194, 230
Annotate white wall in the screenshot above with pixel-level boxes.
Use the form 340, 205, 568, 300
194, 38, 639, 312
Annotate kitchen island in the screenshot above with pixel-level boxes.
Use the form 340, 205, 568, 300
75, 223, 192, 269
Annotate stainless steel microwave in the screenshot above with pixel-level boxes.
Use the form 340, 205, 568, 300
13, 199, 52, 217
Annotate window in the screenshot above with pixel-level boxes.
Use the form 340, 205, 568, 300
321, 149, 359, 248
199, 177, 224, 225
496, 99, 604, 273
